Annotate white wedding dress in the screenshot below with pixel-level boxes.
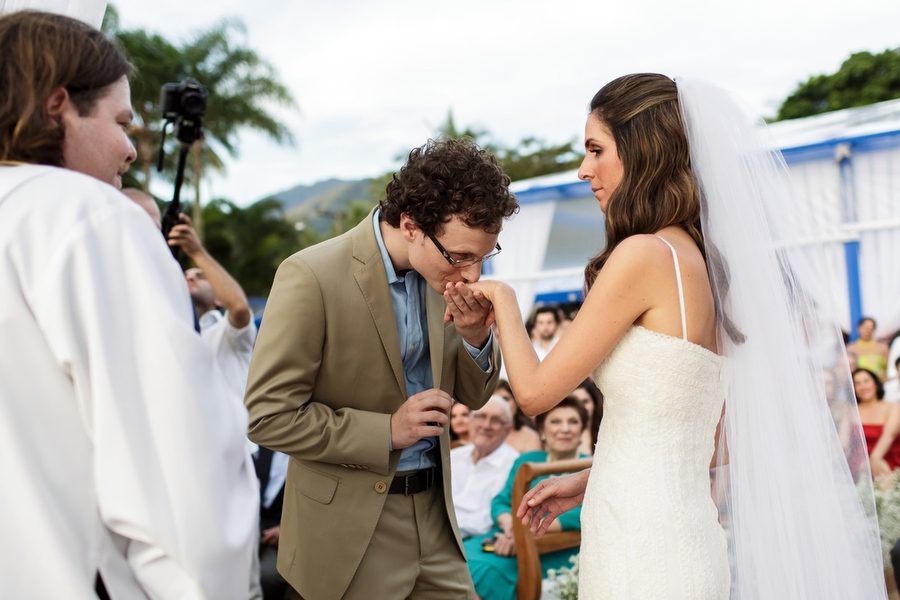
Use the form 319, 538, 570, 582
579, 238, 730, 599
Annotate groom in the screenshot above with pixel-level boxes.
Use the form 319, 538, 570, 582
244, 137, 518, 599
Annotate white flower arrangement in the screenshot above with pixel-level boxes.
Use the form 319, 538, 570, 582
545, 555, 579, 600
873, 470, 900, 567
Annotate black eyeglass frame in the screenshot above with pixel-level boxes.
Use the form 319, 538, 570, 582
427, 234, 502, 268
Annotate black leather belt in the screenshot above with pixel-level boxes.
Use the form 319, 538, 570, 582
389, 467, 436, 495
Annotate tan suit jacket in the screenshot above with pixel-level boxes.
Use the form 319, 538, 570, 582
244, 211, 500, 599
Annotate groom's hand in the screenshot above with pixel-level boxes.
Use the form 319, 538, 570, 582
390, 389, 452, 449
443, 281, 493, 348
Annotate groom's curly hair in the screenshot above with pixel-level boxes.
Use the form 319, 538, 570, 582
379, 137, 518, 236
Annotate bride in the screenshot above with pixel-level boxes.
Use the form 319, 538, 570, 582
444, 74, 885, 598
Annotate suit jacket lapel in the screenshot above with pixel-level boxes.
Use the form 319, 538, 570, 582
352, 211, 406, 397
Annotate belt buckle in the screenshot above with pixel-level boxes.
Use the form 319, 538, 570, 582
402, 467, 434, 496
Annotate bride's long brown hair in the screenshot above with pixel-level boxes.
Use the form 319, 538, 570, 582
584, 73, 743, 344
583, 73, 703, 289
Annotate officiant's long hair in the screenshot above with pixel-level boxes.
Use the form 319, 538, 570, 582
0, 11, 132, 167
583, 73, 704, 290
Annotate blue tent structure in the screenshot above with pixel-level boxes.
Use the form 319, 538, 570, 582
490, 98, 900, 338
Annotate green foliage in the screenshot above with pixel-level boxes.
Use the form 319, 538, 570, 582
110, 7, 297, 229
775, 48, 900, 121
198, 197, 309, 297
436, 109, 493, 148
435, 109, 580, 181
100, 4, 119, 34
495, 136, 581, 182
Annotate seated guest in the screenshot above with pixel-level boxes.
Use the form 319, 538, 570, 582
451, 397, 520, 539
855, 367, 900, 479
494, 380, 542, 454
464, 397, 590, 600
571, 379, 603, 455
848, 317, 889, 382
450, 401, 472, 445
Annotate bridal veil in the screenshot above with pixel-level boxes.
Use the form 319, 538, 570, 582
676, 77, 886, 598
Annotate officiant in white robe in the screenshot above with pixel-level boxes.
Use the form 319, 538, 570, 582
0, 163, 259, 599
1, 164, 261, 599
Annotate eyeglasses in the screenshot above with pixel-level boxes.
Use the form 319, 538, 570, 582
471, 413, 509, 427
428, 234, 502, 268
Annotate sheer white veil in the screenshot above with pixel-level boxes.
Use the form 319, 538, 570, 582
676, 77, 885, 598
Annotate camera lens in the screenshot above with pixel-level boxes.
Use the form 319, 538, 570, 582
181, 91, 206, 117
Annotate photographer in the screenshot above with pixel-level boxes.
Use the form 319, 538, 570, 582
0, 11, 257, 599
170, 213, 257, 416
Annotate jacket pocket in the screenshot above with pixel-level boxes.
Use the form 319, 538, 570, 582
295, 463, 339, 504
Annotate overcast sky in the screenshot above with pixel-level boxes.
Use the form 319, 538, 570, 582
111, 0, 900, 206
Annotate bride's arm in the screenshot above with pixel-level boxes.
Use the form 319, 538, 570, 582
452, 235, 664, 416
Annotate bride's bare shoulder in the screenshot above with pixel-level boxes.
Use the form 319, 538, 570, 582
606, 234, 680, 272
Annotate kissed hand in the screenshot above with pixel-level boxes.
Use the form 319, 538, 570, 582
442, 281, 493, 347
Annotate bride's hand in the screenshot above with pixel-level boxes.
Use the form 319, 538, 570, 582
516, 469, 590, 536
466, 280, 512, 303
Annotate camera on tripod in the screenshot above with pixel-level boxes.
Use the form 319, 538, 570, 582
157, 77, 209, 251
160, 78, 208, 146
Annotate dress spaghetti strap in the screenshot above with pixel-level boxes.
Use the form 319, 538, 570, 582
655, 236, 688, 341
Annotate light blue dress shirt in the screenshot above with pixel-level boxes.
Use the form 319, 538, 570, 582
371, 210, 492, 471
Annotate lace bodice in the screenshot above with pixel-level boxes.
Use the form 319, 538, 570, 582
576, 239, 730, 599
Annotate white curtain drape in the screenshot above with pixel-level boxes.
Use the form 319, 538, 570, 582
490, 199, 557, 319
0, 0, 106, 27
855, 146, 900, 338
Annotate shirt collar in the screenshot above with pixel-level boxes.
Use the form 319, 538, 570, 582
372, 208, 404, 284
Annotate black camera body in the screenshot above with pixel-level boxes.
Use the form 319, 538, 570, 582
157, 77, 209, 254
160, 78, 207, 145
160, 78, 208, 120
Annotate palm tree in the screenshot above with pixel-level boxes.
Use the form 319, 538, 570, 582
178, 19, 296, 234
113, 15, 297, 238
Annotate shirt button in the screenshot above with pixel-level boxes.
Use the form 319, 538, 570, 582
375, 482, 387, 494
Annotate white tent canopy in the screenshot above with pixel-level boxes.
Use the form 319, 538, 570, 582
489, 97, 900, 338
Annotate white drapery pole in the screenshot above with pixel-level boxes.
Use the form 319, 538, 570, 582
491, 199, 557, 320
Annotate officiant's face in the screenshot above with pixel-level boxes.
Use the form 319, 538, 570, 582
53, 76, 137, 189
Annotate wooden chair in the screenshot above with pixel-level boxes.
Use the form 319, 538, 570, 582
511, 457, 592, 600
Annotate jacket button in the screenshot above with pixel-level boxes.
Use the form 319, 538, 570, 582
375, 482, 387, 493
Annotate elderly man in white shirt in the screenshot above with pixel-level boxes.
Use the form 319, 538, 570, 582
450, 396, 520, 539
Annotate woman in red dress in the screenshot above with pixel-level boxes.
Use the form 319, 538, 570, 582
855, 367, 900, 478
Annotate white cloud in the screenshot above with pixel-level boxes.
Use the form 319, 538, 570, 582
113, 0, 900, 205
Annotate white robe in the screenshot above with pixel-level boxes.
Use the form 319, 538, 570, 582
0, 165, 258, 599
